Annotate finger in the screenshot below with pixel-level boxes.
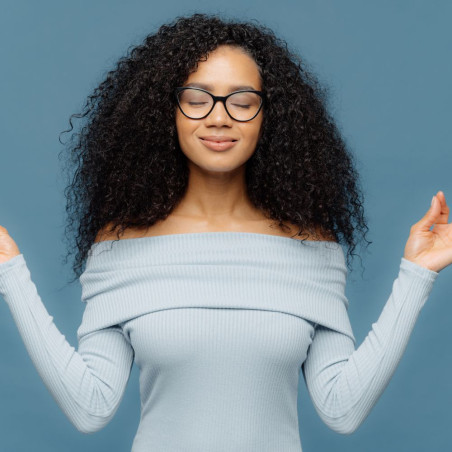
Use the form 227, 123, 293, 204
413, 194, 442, 232
436, 191, 449, 223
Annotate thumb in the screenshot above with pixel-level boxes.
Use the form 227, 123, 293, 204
416, 194, 440, 232
0, 225, 10, 236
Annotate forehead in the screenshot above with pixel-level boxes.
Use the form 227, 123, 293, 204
184, 46, 262, 92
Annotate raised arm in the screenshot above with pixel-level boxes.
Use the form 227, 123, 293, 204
303, 191, 451, 434
302, 256, 437, 434
0, 250, 134, 434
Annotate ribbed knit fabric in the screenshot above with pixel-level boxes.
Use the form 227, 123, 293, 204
0, 231, 438, 451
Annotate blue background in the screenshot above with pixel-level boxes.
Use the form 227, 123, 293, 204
1, 1, 451, 451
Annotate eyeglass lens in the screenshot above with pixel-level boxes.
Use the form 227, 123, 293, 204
177, 89, 261, 121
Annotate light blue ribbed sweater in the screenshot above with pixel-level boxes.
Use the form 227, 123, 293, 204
0, 232, 439, 451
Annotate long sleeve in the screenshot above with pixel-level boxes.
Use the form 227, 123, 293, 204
302, 256, 439, 434
0, 254, 134, 434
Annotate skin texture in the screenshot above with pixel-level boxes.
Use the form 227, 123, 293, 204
95, 46, 327, 240
173, 45, 265, 226
95, 45, 317, 241
403, 190, 452, 272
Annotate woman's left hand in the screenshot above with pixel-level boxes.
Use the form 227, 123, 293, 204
403, 190, 452, 273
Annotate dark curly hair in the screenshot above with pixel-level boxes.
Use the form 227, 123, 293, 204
58, 12, 372, 286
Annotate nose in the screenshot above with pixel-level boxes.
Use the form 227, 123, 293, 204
204, 100, 233, 126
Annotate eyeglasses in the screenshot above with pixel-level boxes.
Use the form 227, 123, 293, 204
174, 87, 264, 122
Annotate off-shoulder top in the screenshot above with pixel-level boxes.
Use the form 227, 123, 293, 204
0, 232, 439, 451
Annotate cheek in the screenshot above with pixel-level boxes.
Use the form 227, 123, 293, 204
175, 111, 197, 138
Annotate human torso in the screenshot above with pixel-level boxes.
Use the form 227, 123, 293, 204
88, 210, 338, 452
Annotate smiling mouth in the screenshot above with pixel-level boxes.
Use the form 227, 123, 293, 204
200, 138, 238, 142
199, 138, 238, 151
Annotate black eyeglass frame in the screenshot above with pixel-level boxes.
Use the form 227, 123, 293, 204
174, 86, 264, 122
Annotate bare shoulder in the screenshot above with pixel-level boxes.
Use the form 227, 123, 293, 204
93, 219, 337, 243
94, 222, 120, 243
284, 222, 337, 242
94, 221, 152, 243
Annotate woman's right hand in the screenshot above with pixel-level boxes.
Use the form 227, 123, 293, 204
0, 225, 21, 264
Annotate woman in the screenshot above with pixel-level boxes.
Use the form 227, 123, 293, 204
0, 13, 450, 452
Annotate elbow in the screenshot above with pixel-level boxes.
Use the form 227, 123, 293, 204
312, 389, 369, 435
76, 425, 98, 435
328, 421, 361, 435
318, 411, 364, 435
72, 416, 110, 435
313, 400, 364, 435
64, 386, 122, 434
74, 420, 101, 435
65, 401, 117, 434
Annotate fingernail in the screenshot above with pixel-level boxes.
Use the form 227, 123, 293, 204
431, 196, 435, 206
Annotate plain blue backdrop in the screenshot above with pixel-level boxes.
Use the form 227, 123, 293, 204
0, 1, 451, 451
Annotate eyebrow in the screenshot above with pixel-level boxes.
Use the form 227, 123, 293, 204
184, 82, 259, 91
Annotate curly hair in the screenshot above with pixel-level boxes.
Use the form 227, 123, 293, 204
58, 12, 372, 286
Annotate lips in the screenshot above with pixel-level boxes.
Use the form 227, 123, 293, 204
200, 136, 237, 142
199, 137, 238, 151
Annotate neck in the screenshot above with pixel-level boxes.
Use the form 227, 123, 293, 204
172, 165, 262, 222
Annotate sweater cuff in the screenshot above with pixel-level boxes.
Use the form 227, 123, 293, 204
0, 253, 25, 273
400, 257, 439, 280
0, 254, 27, 298
399, 257, 439, 311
